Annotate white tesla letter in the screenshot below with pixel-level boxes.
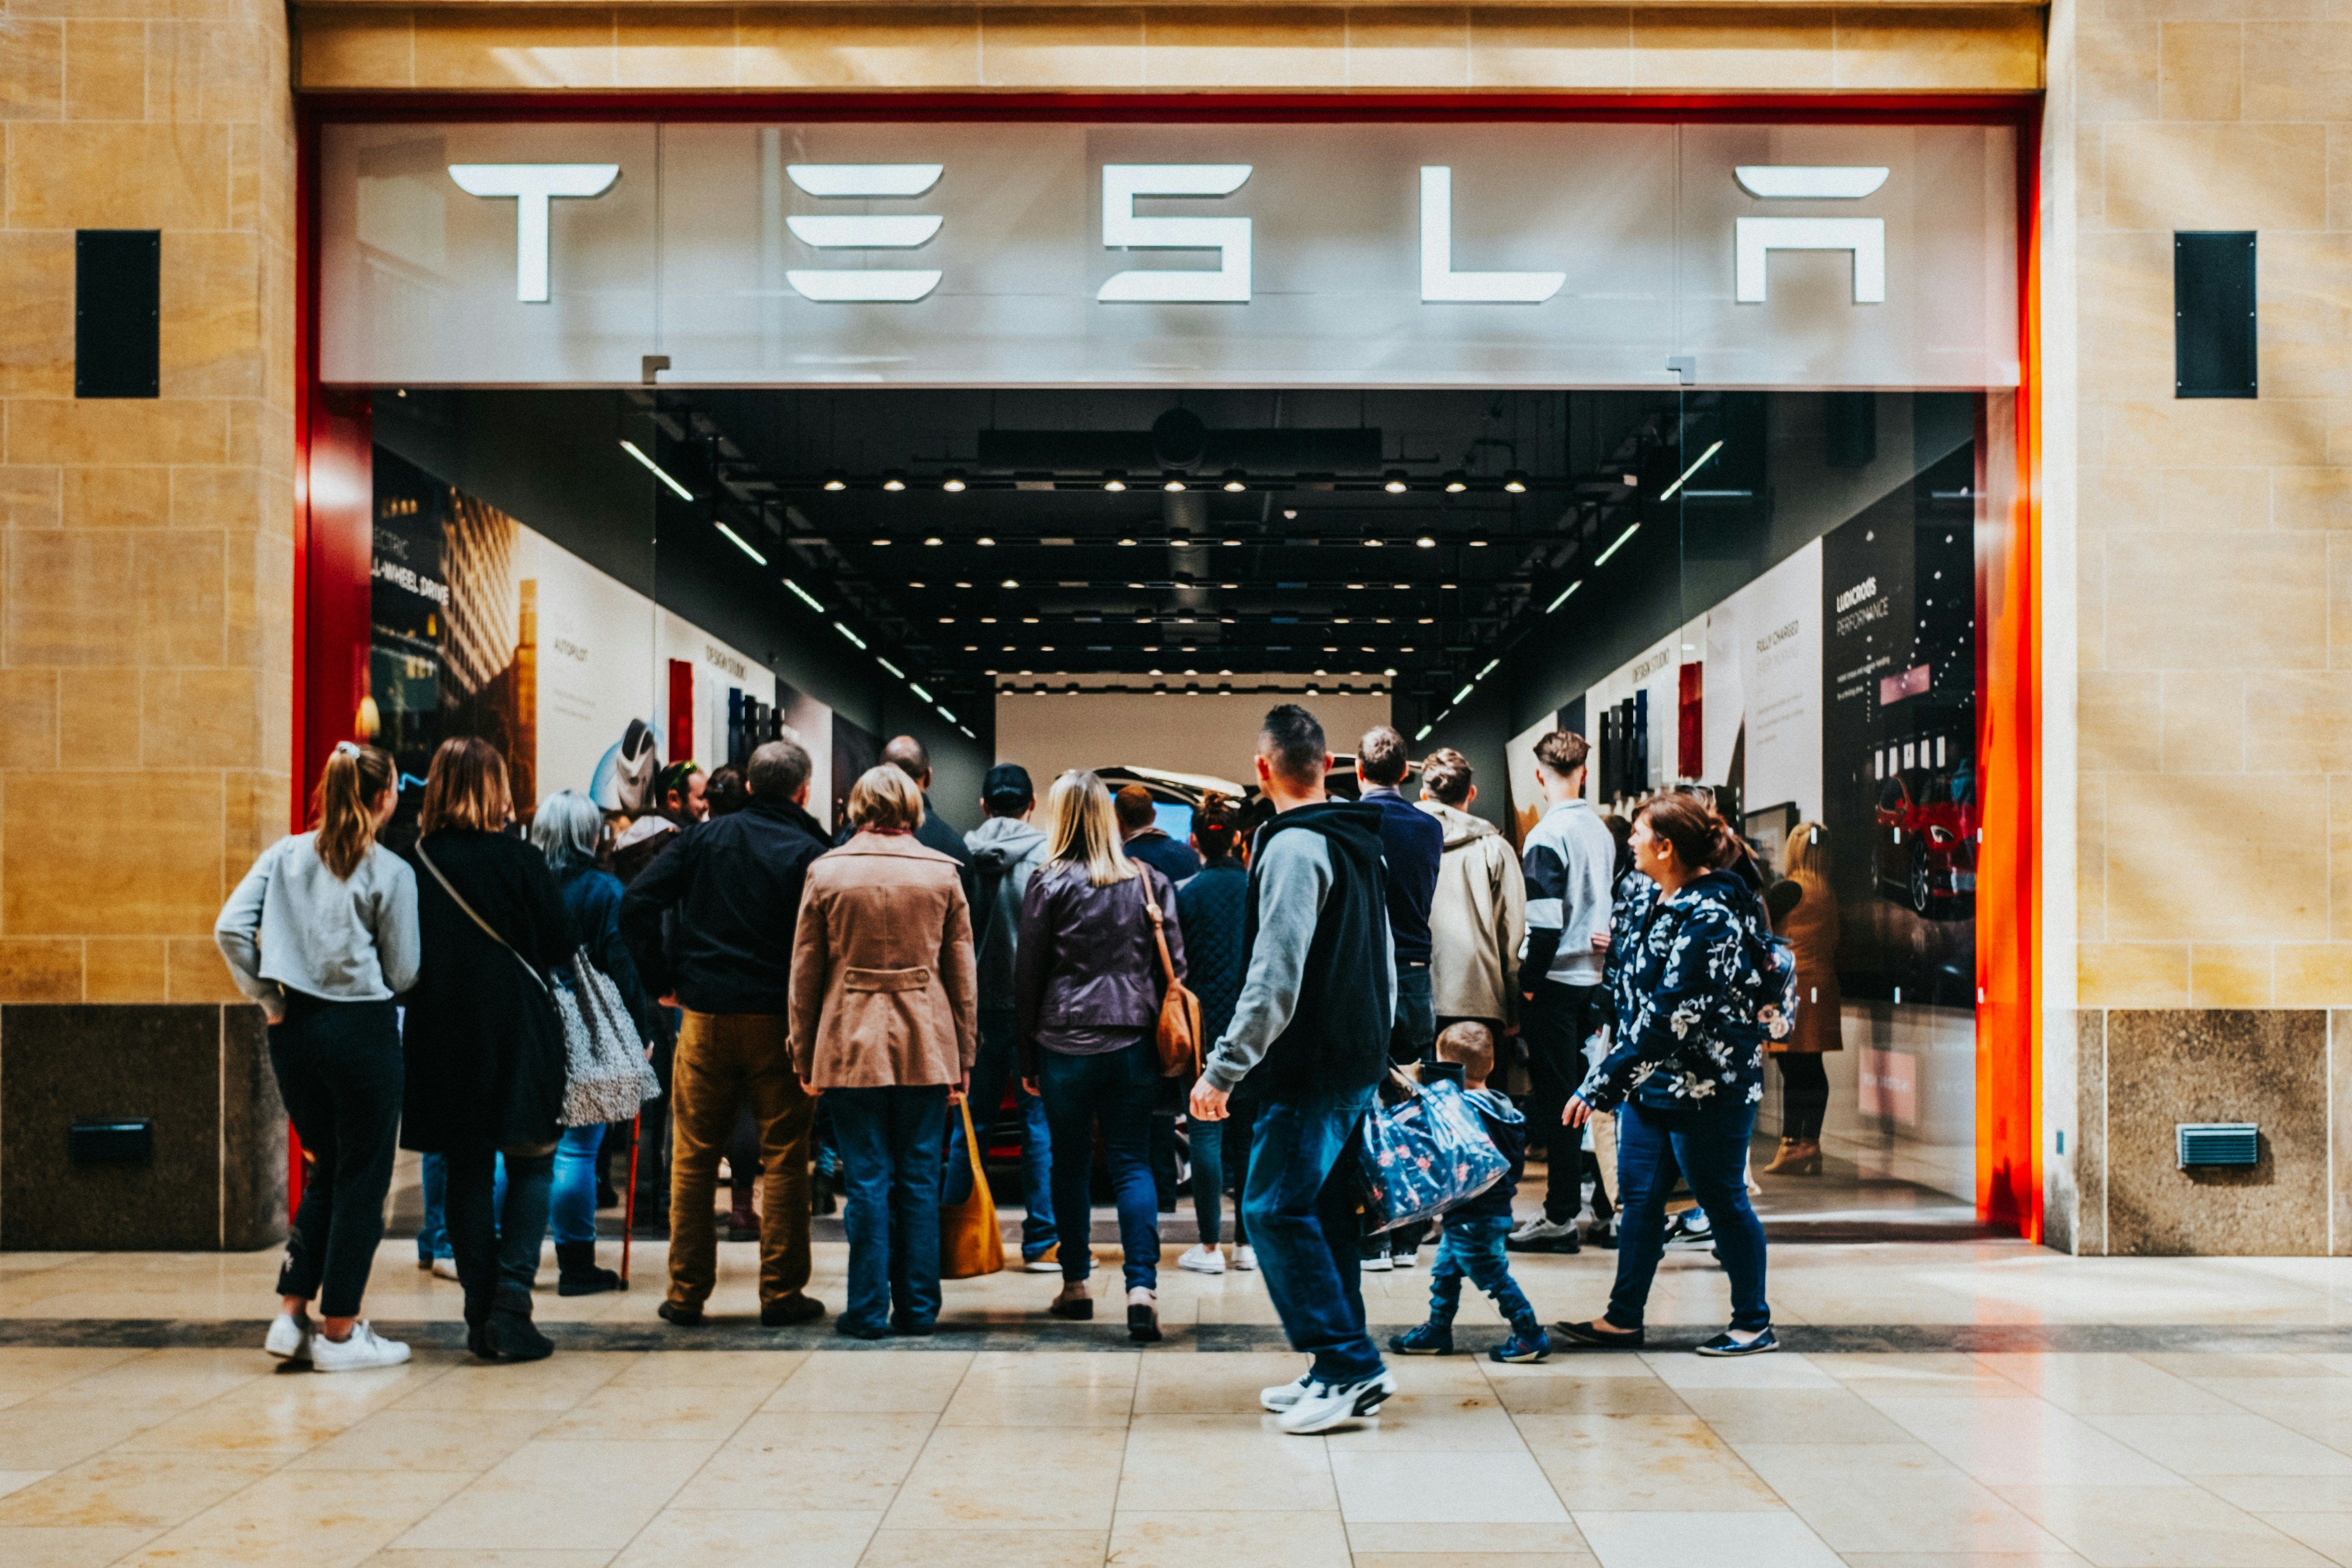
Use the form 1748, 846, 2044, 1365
1419, 167, 1563, 304
447, 163, 620, 302
1098, 165, 1252, 304
1732, 165, 1889, 305
1734, 217, 1886, 303
784, 164, 944, 302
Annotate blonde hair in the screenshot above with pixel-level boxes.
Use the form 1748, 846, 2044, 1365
1785, 821, 1829, 880
314, 741, 397, 880
1044, 769, 1136, 887
848, 764, 924, 832
419, 735, 513, 835
1435, 1020, 1496, 1083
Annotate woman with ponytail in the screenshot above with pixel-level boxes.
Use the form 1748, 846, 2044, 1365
216, 740, 419, 1372
1549, 792, 1789, 1361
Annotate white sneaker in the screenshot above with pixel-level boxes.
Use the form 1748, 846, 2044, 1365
1361, 1247, 1394, 1273
1178, 1245, 1226, 1276
264, 1312, 311, 1363
1508, 1214, 1578, 1248
310, 1321, 411, 1372
1234, 1245, 1258, 1272
431, 1257, 459, 1281
1393, 1247, 1419, 1270
1277, 1370, 1399, 1435
1260, 1372, 1314, 1412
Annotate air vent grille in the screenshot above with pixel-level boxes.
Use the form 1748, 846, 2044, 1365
2177, 1122, 2258, 1168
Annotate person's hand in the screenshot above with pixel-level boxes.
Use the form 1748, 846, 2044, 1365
1591, 931, 1612, 952
658, 993, 679, 1009
799, 1077, 822, 1098
1563, 1095, 1594, 1129
1021, 1078, 1040, 1099
1190, 1080, 1231, 1121
1522, 990, 1535, 1003
948, 1073, 969, 1106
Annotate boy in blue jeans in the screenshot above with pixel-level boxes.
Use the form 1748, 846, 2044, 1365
1389, 1023, 1549, 1363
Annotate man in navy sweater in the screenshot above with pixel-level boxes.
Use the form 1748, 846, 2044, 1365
1353, 725, 1446, 1271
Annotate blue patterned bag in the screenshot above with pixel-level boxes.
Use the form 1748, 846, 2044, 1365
1355, 1071, 1509, 1235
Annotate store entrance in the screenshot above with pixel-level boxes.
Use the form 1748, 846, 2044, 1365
354, 382, 2008, 1242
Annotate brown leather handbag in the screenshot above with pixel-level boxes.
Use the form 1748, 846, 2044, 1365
1138, 872, 1204, 1078
940, 1098, 1006, 1280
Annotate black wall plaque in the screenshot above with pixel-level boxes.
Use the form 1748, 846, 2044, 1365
2175, 231, 2257, 399
74, 229, 161, 399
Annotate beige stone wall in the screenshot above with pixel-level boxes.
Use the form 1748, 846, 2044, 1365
2070, 0, 2352, 1012
295, 4, 2044, 92
0, 0, 295, 1004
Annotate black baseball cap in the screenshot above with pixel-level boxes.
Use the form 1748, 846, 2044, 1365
982, 764, 1035, 810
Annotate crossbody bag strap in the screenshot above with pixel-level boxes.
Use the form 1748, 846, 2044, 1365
416, 842, 551, 997
1137, 871, 1179, 989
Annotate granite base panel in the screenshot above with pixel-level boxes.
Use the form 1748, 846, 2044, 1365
2071, 1007, 2336, 1257
1, 1003, 287, 1251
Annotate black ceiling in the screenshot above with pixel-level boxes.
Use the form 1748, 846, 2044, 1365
639, 386, 1715, 725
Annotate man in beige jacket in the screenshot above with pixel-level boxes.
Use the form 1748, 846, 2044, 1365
1415, 749, 1527, 1034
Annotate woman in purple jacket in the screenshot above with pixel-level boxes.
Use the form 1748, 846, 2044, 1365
1017, 769, 1188, 1343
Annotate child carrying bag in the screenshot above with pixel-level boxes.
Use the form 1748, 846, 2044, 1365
1355, 1068, 1510, 1234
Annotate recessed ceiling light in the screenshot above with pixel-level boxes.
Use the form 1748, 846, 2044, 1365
1364, 536, 1385, 549
923, 535, 942, 546
1118, 537, 1137, 547
1222, 472, 1246, 492
1001, 578, 1018, 588
882, 471, 907, 492
976, 535, 996, 546
1503, 470, 1528, 494
1163, 476, 1186, 492
941, 471, 967, 492
1282, 509, 1299, 520
1442, 471, 1467, 494
1383, 470, 1409, 494
872, 537, 892, 547
823, 471, 848, 492
1415, 535, 1436, 549
1103, 472, 1127, 492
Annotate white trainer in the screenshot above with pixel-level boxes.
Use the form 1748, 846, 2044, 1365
1393, 1247, 1419, 1270
1277, 1370, 1399, 1435
1233, 1245, 1258, 1272
310, 1321, 411, 1372
1177, 1245, 1226, 1276
430, 1257, 460, 1281
264, 1312, 311, 1363
1260, 1372, 1314, 1412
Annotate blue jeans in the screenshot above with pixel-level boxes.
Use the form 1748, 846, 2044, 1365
1242, 1085, 1384, 1385
829, 1085, 949, 1332
1038, 1043, 1161, 1291
417, 1151, 453, 1262
1391, 962, 1436, 1063
548, 1123, 606, 1246
1188, 1098, 1256, 1247
974, 1013, 1056, 1260
1427, 1213, 1538, 1332
1608, 1097, 1771, 1332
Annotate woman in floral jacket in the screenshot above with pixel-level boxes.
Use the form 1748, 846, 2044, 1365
1552, 793, 1790, 1359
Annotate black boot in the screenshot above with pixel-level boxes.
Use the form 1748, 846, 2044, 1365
556, 1241, 623, 1297
485, 1293, 554, 1362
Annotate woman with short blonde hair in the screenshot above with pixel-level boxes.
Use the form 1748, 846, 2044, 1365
791, 763, 978, 1338
1014, 769, 1186, 1342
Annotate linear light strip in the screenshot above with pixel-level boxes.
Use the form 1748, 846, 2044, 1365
783, 578, 824, 613
1593, 524, 1641, 568
1546, 579, 1584, 614
618, 440, 696, 502
715, 523, 768, 566
1656, 439, 1725, 504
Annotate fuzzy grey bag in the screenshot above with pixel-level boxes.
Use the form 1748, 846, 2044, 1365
555, 949, 662, 1128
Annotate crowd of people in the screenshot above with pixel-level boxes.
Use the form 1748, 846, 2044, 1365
213, 701, 1823, 1431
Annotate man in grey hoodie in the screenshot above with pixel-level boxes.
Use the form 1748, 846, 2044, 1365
965, 763, 1058, 1270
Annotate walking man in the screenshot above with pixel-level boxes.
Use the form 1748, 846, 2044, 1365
1190, 705, 1398, 1434
1509, 730, 1616, 1253
621, 739, 831, 1327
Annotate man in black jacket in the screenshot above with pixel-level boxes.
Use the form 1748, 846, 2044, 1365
880, 734, 977, 907
1190, 704, 1398, 1436
621, 738, 829, 1329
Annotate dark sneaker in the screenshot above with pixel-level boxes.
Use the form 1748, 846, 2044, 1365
1389, 1321, 1455, 1356
1695, 1327, 1778, 1358
657, 1300, 705, 1328
1549, 1318, 1645, 1350
834, 1318, 888, 1341
760, 1295, 826, 1328
1490, 1325, 1551, 1363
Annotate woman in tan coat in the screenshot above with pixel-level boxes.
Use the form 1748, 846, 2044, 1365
1763, 822, 1842, 1176
790, 765, 978, 1339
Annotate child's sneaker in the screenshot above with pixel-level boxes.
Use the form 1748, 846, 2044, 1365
1489, 1323, 1552, 1363
1388, 1321, 1454, 1356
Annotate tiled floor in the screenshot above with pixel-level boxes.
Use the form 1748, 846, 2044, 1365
8, 1238, 2352, 1565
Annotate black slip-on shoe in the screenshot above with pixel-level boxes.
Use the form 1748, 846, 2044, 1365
760, 1295, 826, 1328
1694, 1327, 1779, 1358
1549, 1319, 1646, 1350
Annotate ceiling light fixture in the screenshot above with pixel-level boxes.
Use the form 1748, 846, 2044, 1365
834, 621, 867, 649
923, 535, 943, 546
1103, 471, 1128, 492
1467, 537, 1489, 547
1593, 523, 1641, 566
1118, 536, 1137, 547
822, 471, 848, 492
1282, 508, 1299, 520
1502, 470, 1528, 494
1383, 470, 1409, 494
782, 577, 823, 612
618, 440, 696, 501
881, 471, 906, 492
1546, 579, 1584, 613
877, 657, 904, 678
1364, 536, 1385, 549
1415, 535, 1436, 549
1163, 475, 1187, 493
909, 683, 934, 703
941, 470, 967, 492
1657, 439, 1726, 502
1001, 578, 1018, 589
1442, 471, 1468, 494
1222, 471, 1246, 492
1453, 683, 1475, 704
871, 537, 892, 547
714, 523, 768, 565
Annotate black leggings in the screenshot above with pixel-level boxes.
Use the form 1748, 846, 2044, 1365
1778, 1054, 1830, 1142
271, 994, 402, 1319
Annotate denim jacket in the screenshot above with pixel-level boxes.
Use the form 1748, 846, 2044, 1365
1576, 868, 1788, 1114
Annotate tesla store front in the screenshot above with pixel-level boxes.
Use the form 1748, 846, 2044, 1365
299, 103, 2037, 1239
